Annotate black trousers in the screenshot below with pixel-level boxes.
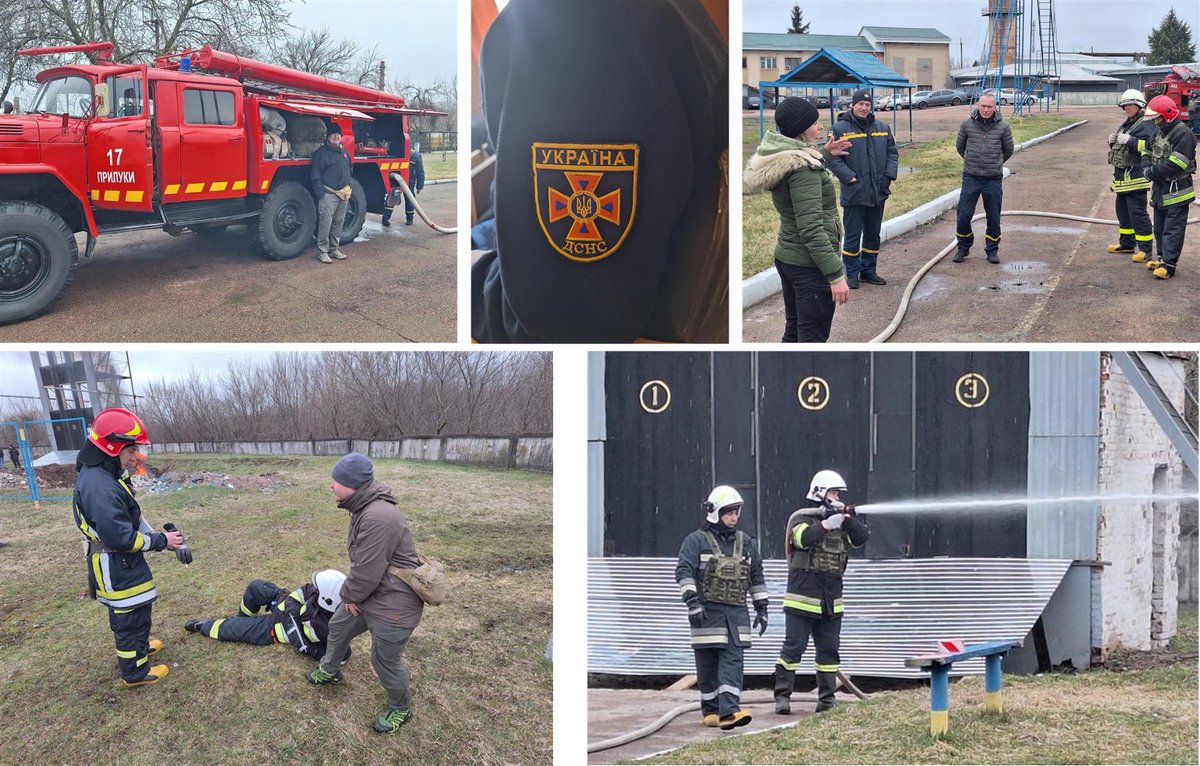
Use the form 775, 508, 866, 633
109, 602, 153, 681
195, 579, 286, 646
1114, 189, 1153, 253
775, 260, 835, 343
1153, 203, 1190, 272
694, 644, 745, 718
773, 611, 842, 698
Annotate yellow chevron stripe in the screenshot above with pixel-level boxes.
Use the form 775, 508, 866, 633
261, 181, 270, 191
185, 183, 205, 194
232, 180, 247, 191
91, 190, 100, 200
126, 191, 144, 203
209, 181, 228, 192
103, 190, 120, 202
165, 184, 180, 195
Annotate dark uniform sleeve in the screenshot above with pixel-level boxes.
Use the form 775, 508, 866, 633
747, 536, 768, 606
1145, 125, 1197, 181
476, 0, 727, 343
826, 120, 855, 184
412, 152, 425, 191
797, 518, 828, 550
674, 532, 702, 603
844, 514, 870, 549
885, 126, 899, 180
81, 479, 160, 553
311, 146, 325, 198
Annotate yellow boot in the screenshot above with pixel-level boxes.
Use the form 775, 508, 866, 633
122, 664, 169, 688
147, 638, 163, 655
718, 709, 753, 730
1131, 251, 1150, 263
1145, 259, 1162, 271
1153, 266, 1173, 279
1108, 244, 1135, 254
702, 713, 720, 727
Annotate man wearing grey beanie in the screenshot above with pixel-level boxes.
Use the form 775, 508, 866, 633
306, 453, 426, 735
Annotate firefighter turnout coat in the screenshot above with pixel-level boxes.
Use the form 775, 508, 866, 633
783, 508, 869, 617
198, 580, 333, 659
675, 522, 768, 648
1108, 111, 1157, 194
1143, 120, 1197, 208
73, 457, 168, 609
827, 110, 899, 207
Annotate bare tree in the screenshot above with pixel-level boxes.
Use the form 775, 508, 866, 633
271, 27, 360, 79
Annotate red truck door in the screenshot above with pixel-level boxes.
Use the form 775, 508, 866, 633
160, 82, 246, 202
85, 71, 154, 212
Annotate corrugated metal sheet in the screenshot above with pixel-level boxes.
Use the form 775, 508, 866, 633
589, 557, 1072, 678
1027, 352, 1100, 560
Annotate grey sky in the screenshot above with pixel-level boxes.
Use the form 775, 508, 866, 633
287, 0, 456, 85
745, 1, 1199, 64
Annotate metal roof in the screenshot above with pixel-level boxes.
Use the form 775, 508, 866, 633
860, 26, 951, 43
765, 48, 911, 89
589, 557, 1072, 678
744, 33, 875, 53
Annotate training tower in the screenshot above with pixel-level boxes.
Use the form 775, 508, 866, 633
979, 0, 1060, 114
27, 351, 137, 451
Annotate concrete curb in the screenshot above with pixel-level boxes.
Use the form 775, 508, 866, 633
741, 119, 1089, 309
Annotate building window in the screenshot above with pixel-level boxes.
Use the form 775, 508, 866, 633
760, 56, 777, 70
784, 57, 803, 70
742, 57, 747, 69
183, 88, 236, 126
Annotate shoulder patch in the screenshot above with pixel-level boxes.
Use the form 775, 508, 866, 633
532, 142, 638, 262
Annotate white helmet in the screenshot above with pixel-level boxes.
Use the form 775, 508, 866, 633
807, 470, 847, 505
705, 485, 743, 523
1117, 89, 1146, 108
312, 569, 347, 612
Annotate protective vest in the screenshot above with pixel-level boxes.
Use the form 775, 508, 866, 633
1151, 124, 1197, 172
1149, 122, 1197, 207
700, 530, 750, 605
72, 465, 162, 610
791, 526, 849, 576
1108, 116, 1146, 169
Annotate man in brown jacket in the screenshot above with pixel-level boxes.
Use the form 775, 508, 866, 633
306, 453, 425, 734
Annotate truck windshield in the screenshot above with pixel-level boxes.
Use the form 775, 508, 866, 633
31, 76, 93, 117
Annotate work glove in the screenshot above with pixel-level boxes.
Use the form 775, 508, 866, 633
685, 595, 706, 629
821, 513, 846, 531
163, 523, 193, 565
1107, 132, 1117, 145
1143, 165, 1158, 181
753, 602, 769, 636
1115, 132, 1132, 146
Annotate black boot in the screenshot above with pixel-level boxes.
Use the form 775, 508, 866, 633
860, 272, 887, 285
952, 248, 968, 263
814, 670, 838, 712
846, 273, 859, 289
773, 664, 794, 715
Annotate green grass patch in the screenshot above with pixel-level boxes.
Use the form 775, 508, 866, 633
0, 454, 551, 765
421, 153, 456, 181
741, 114, 1078, 277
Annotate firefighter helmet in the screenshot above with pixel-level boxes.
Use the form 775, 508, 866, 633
807, 470, 848, 504
1117, 89, 1146, 108
704, 485, 743, 522
87, 407, 150, 457
312, 569, 347, 612
1145, 95, 1180, 122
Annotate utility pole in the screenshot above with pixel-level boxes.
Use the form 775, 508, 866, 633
959, 38, 964, 69
377, 60, 386, 91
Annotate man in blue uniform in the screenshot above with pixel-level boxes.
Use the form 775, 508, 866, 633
774, 470, 869, 714
675, 485, 769, 730
1140, 95, 1196, 279
73, 408, 183, 687
471, 0, 728, 343
1105, 89, 1157, 260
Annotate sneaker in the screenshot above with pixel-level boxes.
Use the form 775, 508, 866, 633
952, 249, 968, 263
1131, 251, 1151, 263
184, 619, 201, 633
373, 708, 413, 733
316, 252, 333, 264
331, 250, 347, 260
986, 251, 1000, 264
147, 638, 163, 655
1107, 244, 1135, 254
1153, 266, 1173, 279
718, 709, 752, 730
702, 713, 720, 727
122, 664, 169, 688
860, 272, 887, 285
306, 666, 343, 685
846, 273, 859, 289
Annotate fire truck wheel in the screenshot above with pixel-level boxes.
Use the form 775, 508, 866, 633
0, 201, 78, 325
254, 181, 317, 260
337, 178, 367, 245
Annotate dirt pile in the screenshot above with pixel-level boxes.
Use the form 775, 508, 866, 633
133, 468, 291, 494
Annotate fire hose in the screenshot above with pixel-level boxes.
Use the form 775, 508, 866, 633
586, 672, 869, 754
389, 172, 457, 234
870, 208, 1200, 343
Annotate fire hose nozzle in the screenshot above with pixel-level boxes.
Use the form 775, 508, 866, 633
162, 522, 193, 565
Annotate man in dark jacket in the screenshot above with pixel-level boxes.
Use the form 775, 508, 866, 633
310, 122, 354, 264
1105, 89, 1157, 260
774, 470, 868, 715
828, 89, 898, 288
73, 408, 183, 687
675, 485, 769, 730
307, 453, 425, 735
382, 137, 425, 227
471, 0, 728, 343
184, 570, 350, 664
953, 93, 1014, 264
1140, 95, 1196, 279
8, 443, 21, 470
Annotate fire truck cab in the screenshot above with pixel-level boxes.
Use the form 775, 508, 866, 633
1145, 64, 1200, 137
0, 42, 440, 325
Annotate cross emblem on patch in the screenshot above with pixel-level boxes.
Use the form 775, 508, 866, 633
532, 142, 639, 262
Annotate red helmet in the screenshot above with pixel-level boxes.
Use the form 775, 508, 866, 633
87, 407, 150, 457
1145, 95, 1180, 122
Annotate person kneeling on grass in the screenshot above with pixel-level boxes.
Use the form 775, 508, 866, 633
184, 570, 351, 666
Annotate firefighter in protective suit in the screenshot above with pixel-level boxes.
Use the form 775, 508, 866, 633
73, 408, 184, 687
1140, 94, 1196, 279
1105, 89, 1157, 259
774, 470, 868, 714
184, 570, 351, 663
675, 485, 769, 730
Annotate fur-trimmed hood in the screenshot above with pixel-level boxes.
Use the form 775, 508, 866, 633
744, 131, 826, 193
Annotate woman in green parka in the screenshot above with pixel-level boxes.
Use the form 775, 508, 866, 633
745, 97, 851, 342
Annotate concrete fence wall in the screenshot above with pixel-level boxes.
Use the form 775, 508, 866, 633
153, 435, 553, 472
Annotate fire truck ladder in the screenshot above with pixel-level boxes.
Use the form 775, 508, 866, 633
1113, 351, 1199, 476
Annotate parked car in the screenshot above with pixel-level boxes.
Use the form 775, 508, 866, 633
810, 95, 830, 108
996, 88, 1038, 106
909, 88, 967, 109
875, 94, 904, 111
837, 95, 854, 110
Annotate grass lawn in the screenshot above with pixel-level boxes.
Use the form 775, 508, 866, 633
0, 454, 551, 766
636, 604, 1199, 765
421, 153, 457, 181
741, 114, 1079, 278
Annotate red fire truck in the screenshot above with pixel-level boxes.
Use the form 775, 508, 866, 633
0, 42, 442, 324
1144, 63, 1200, 137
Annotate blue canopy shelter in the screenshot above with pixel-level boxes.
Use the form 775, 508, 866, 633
757, 47, 914, 142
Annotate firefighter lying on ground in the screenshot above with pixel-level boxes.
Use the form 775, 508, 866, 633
184, 570, 351, 664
